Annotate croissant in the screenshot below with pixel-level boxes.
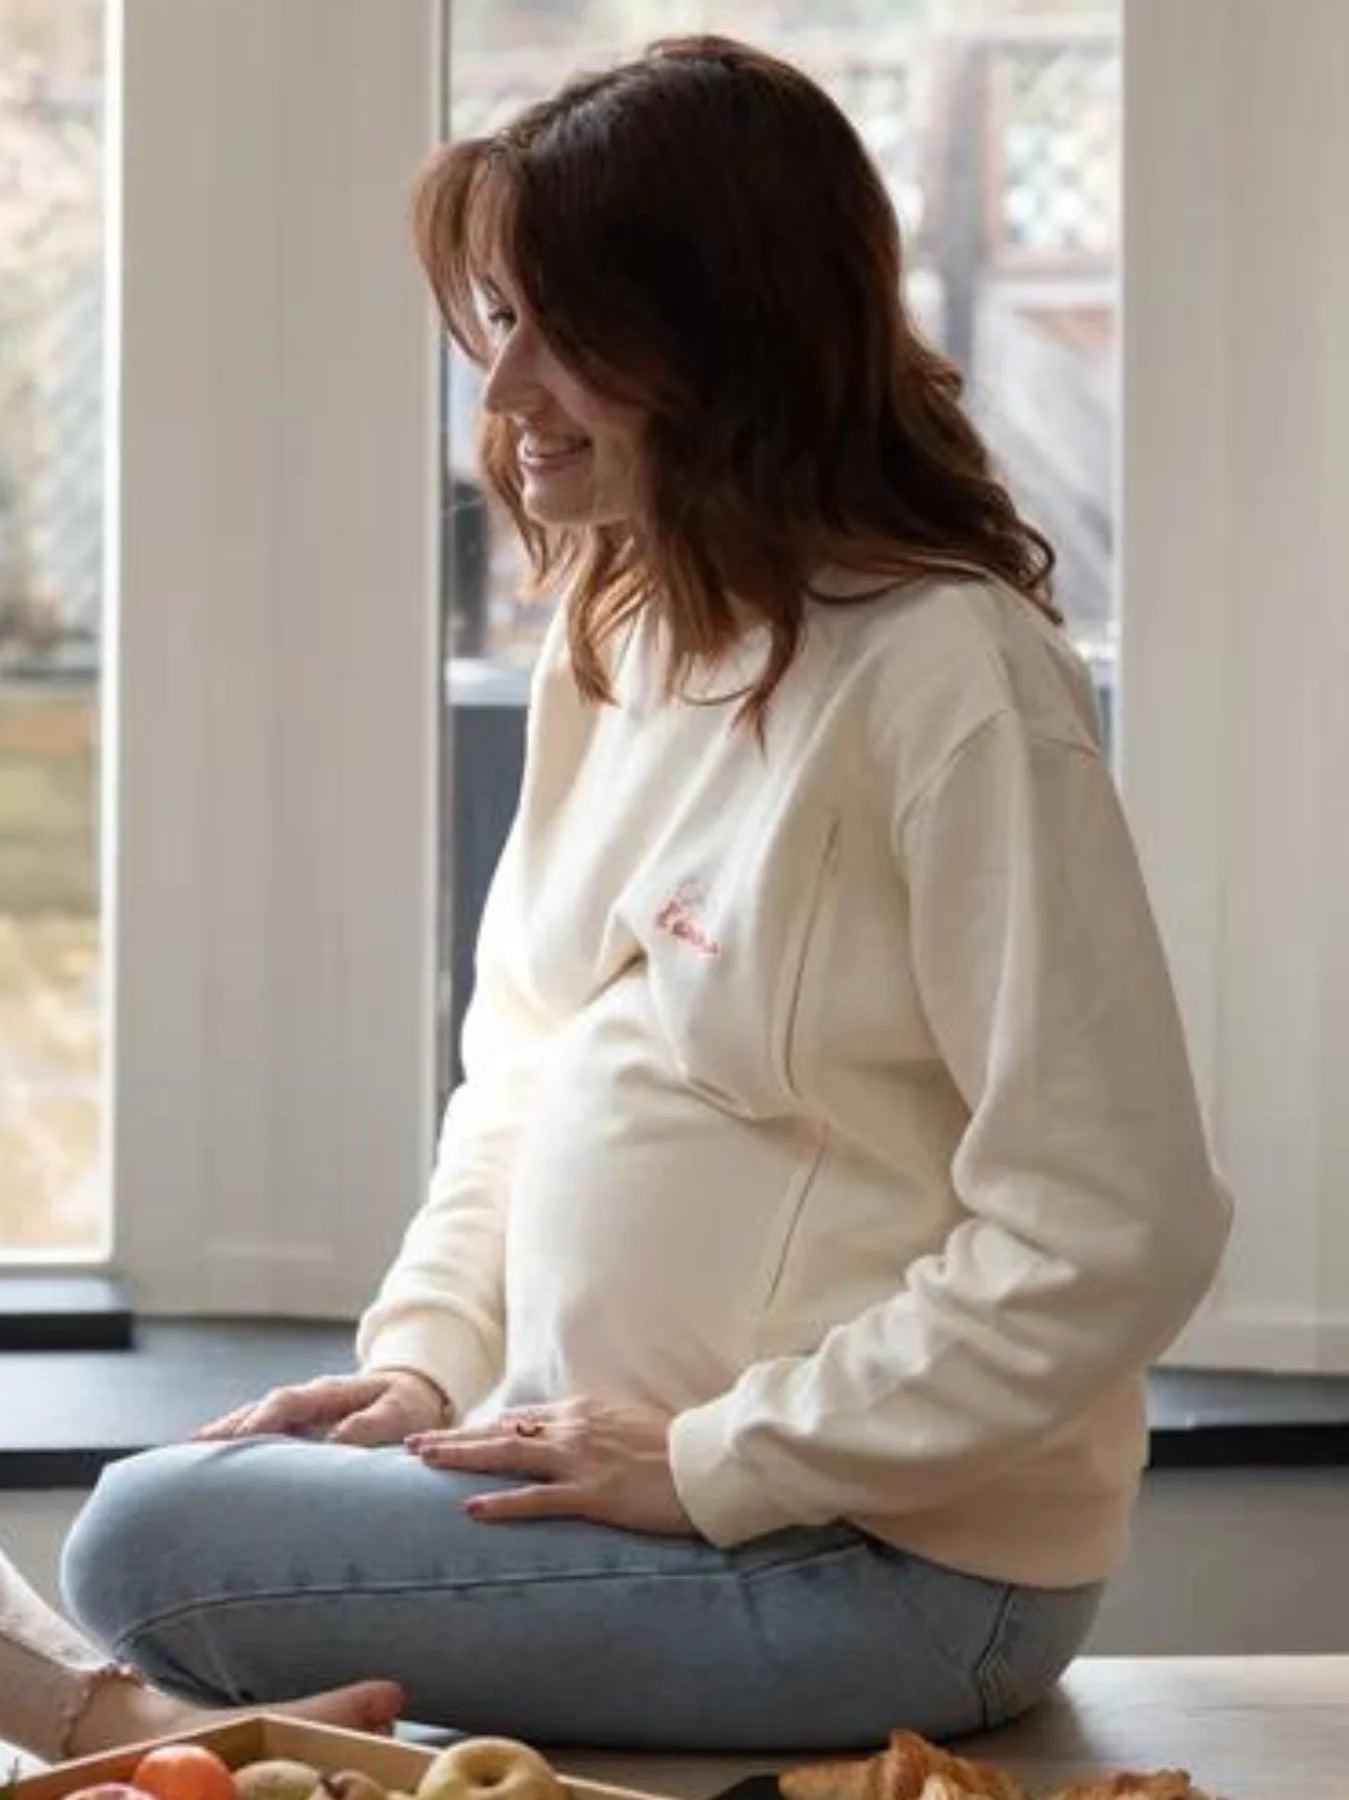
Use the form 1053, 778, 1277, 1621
779, 1729, 1029, 1800
916, 1780, 1003, 1800
1047, 1777, 1218, 1800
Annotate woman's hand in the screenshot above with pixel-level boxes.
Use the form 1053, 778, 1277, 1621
195, 1368, 447, 1447
404, 1397, 697, 1536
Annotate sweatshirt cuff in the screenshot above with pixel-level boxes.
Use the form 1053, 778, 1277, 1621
355, 1316, 500, 1425
668, 1395, 806, 1547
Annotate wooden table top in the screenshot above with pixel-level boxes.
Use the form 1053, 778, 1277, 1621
555, 1656, 1349, 1800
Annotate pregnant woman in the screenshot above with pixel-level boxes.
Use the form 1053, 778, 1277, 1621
61, 36, 1230, 1750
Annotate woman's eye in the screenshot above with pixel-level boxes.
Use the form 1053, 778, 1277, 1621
484, 305, 515, 334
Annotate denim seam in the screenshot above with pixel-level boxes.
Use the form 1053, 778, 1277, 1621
736, 1542, 876, 1587
113, 1540, 882, 1663
969, 1583, 1018, 1731
107, 1553, 865, 1651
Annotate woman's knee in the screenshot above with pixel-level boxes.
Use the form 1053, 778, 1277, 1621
61, 1444, 217, 1647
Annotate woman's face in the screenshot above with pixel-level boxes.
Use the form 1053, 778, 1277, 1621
479, 265, 641, 527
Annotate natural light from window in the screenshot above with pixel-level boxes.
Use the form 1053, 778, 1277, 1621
443, 0, 1119, 704
0, 0, 105, 1259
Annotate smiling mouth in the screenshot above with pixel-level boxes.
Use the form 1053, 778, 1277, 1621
519, 435, 591, 471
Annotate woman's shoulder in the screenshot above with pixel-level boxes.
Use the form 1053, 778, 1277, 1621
818, 571, 1104, 763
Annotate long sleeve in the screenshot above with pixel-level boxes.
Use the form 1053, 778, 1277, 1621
669, 710, 1233, 1546
356, 781, 556, 1420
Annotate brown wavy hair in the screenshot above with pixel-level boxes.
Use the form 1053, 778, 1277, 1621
414, 35, 1059, 729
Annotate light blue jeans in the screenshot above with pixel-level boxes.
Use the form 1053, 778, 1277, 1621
62, 1439, 1101, 1751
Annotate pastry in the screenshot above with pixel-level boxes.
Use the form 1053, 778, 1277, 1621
780, 1728, 1028, 1800
1048, 1777, 1218, 1800
416, 1738, 566, 1800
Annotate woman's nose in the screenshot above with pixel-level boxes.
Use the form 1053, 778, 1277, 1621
482, 331, 542, 419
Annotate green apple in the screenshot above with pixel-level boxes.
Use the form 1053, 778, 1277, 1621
233, 1761, 322, 1800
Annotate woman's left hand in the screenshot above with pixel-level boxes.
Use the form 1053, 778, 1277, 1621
404, 1397, 698, 1536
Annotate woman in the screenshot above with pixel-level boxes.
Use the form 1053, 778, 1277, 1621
60, 38, 1230, 1750
0, 1544, 402, 1761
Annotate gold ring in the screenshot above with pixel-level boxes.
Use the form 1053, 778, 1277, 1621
512, 1413, 545, 1438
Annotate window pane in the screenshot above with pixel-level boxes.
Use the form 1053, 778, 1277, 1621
439, 0, 1119, 1087
0, 0, 106, 1257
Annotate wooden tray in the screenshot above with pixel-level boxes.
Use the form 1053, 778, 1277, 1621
11, 1716, 674, 1800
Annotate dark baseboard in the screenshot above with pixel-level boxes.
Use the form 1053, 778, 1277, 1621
1148, 1423, 1349, 1469
1, 1317, 1348, 1491
0, 1316, 352, 1490
5, 1426, 1348, 1493
0, 1448, 113, 1489
0, 1274, 135, 1352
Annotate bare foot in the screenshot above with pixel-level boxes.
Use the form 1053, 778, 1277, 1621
264, 1681, 405, 1734
70, 1672, 405, 1755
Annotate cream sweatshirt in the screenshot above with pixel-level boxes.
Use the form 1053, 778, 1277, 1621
358, 575, 1232, 1587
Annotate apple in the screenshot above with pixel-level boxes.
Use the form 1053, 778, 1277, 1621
234, 1763, 323, 1800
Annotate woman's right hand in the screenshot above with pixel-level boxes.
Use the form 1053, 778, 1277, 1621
194, 1368, 448, 1446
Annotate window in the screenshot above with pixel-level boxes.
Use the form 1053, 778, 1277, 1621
0, 0, 106, 1259
438, 0, 1120, 1090
64, 0, 1334, 1359
57, 0, 1331, 1363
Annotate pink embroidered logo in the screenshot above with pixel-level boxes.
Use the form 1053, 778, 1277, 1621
654, 880, 723, 958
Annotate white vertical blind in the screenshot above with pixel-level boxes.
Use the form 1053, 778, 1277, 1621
1121, 0, 1349, 1369
111, 0, 442, 1314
